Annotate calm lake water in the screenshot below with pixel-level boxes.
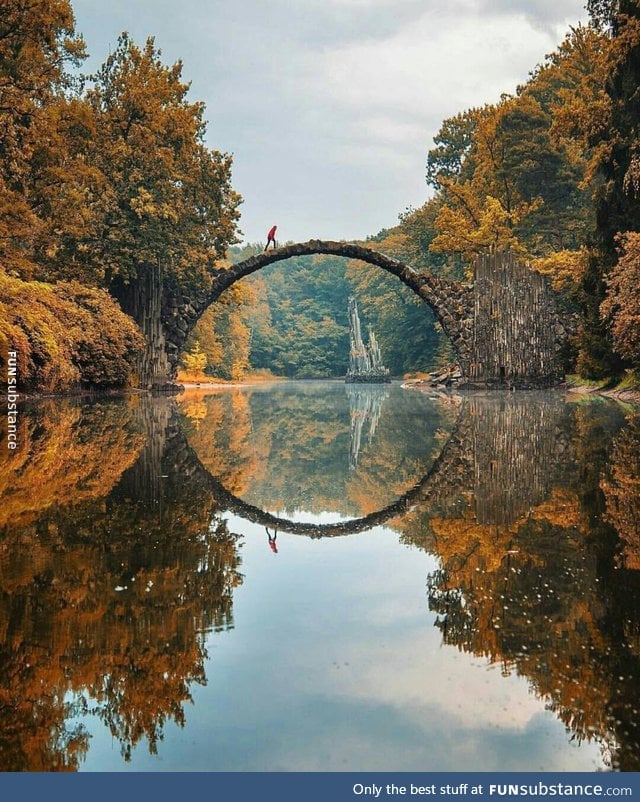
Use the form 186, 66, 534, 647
1, 381, 639, 771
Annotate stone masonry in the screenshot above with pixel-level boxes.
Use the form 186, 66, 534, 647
128, 240, 569, 389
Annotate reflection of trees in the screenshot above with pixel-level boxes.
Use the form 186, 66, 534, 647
4, 388, 640, 771
0, 398, 145, 528
182, 384, 456, 518
414, 399, 640, 771
602, 414, 640, 571
0, 398, 242, 770
396, 394, 578, 547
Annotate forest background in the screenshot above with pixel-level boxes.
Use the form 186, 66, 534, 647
1, 0, 639, 390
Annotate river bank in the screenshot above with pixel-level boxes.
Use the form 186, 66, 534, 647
563, 373, 640, 405
6, 370, 640, 408
402, 368, 640, 405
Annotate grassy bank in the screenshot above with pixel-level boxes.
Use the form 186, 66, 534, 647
176, 368, 284, 386
565, 373, 640, 404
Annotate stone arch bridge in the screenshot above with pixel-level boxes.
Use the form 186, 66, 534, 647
116, 241, 570, 390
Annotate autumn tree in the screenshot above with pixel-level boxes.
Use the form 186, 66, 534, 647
0, 271, 144, 392
429, 58, 596, 264
181, 341, 207, 374
601, 232, 640, 369
183, 280, 255, 381
425, 108, 484, 191
420, 25, 602, 294
82, 34, 241, 293
0, 397, 243, 767
0, 0, 87, 277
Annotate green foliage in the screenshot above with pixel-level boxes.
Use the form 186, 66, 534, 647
219, 246, 445, 379
0, 270, 144, 392
426, 108, 484, 191
230, 248, 351, 378
345, 259, 446, 375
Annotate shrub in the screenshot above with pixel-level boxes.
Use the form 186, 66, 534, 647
0, 271, 144, 392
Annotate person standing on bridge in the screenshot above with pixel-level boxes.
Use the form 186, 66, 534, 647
264, 224, 277, 251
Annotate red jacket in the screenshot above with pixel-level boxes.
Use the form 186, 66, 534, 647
267, 225, 277, 240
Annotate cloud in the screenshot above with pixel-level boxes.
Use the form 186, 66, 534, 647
476, 0, 590, 32
71, 0, 589, 243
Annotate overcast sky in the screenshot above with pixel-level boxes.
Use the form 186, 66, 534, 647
71, 0, 589, 245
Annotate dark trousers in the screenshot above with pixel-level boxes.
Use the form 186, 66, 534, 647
264, 237, 276, 252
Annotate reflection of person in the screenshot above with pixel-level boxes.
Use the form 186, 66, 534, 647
264, 225, 277, 251
266, 527, 278, 553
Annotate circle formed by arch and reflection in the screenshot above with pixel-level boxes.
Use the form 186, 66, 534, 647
196, 406, 465, 538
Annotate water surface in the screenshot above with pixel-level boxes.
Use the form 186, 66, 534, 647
0, 382, 639, 771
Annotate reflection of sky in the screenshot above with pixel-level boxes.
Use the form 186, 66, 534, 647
78, 521, 605, 771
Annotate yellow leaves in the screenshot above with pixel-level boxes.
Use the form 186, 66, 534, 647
179, 398, 208, 427
182, 285, 254, 382
552, 94, 611, 154
532, 247, 589, 291
529, 488, 585, 531
368, 230, 413, 262
182, 391, 264, 496
44, 242, 59, 260
0, 400, 144, 530
227, 315, 252, 381
0, 393, 243, 768
129, 187, 179, 222
226, 278, 257, 306
537, 25, 611, 147
0, 268, 144, 392
182, 342, 208, 374
423, 25, 611, 272
431, 183, 529, 263
81, 34, 241, 285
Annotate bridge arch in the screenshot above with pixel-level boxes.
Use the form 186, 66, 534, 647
148, 243, 570, 391
163, 240, 474, 382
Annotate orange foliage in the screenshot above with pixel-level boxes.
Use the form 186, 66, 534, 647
0, 399, 145, 528
0, 396, 243, 769
0, 271, 144, 392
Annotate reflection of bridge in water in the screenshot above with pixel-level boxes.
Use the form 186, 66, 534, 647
193, 392, 575, 537
2, 393, 640, 770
